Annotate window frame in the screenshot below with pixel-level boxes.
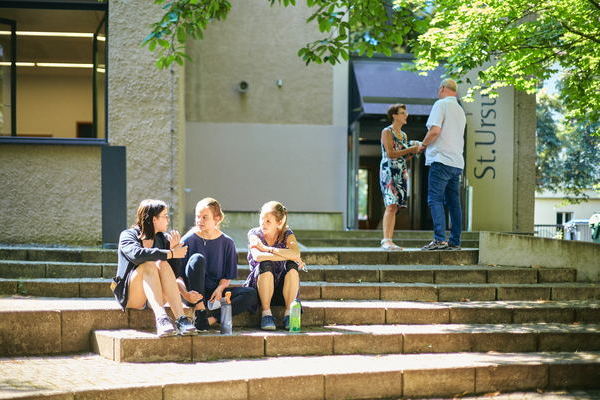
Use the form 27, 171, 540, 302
0, 0, 108, 146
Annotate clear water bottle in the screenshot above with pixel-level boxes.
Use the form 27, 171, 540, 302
289, 299, 301, 332
220, 291, 233, 335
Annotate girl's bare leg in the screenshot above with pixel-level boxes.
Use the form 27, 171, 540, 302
126, 262, 166, 318
156, 260, 185, 319
257, 271, 275, 311
282, 269, 299, 311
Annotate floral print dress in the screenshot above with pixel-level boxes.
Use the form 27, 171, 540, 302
380, 125, 409, 208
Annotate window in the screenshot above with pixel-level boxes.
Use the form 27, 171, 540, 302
0, 3, 107, 141
556, 212, 573, 225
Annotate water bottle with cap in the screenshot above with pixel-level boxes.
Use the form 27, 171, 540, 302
289, 299, 301, 332
220, 291, 233, 335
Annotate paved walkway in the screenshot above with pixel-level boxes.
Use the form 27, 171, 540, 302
2, 352, 600, 399
429, 391, 600, 400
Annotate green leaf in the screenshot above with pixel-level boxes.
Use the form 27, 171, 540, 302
176, 26, 186, 43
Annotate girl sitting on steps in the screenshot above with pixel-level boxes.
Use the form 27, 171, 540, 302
114, 199, 196, 337
244, 201, 305, 330
176, 197, 258, 331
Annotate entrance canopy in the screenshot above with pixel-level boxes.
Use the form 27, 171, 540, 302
350, 56, 445, 120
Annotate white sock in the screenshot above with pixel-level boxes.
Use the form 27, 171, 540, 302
284, 309, 291, 317
262, 309, 272, 317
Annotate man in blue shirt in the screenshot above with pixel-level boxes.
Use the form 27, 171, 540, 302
419, 78, 466, 250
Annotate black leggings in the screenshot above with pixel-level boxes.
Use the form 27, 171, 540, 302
185, 253, 258, 318
257, 260, 299, 306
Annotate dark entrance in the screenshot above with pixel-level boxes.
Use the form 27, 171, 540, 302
347, 54, 445, 230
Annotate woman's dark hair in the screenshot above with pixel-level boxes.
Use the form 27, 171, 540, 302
387, 104, 406, 122
134, 199, 168, 240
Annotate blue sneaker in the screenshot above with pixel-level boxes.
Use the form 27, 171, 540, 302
261, 315, 276, 331
283, 315, 290, 330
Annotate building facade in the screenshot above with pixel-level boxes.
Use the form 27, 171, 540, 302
0, 0, 535, 246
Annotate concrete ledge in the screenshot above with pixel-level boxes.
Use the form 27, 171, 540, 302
479, 232, 600, 281
91, 323, 600, 363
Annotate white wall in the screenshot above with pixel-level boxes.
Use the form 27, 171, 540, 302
185, 122, 347, 215
534, 191, 600, 224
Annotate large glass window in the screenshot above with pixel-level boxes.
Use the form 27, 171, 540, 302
0, 4, 107, 140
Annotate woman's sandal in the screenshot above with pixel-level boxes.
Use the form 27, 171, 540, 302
380, 239, 403, 251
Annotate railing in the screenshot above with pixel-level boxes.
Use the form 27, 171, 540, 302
534, 225, 564, 239
534, 224, 592, 242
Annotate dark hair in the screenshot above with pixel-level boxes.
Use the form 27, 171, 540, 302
134, 199, 168, 240
386, 104, 406, 122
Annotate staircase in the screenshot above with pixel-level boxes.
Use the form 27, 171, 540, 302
0, 239, 599, 399
293, 230, 480, 248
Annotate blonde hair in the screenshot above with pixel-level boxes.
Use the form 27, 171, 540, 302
441, 78, 458, 92
260, 201, 288, 242
195, 197, 224, 226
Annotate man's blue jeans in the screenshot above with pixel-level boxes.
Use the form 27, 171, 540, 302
427, 162, 463, 246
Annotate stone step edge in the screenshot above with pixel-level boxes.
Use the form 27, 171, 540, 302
2, 297, 599, 311
0, 248, 480, 266
0, 262, 577, 285
1, 352, 598, 400
2, 299, 599, 358
0, 260, 577, 270
3, 278, 594, 287
2, 279, 598, 302
92, 323, 600, 363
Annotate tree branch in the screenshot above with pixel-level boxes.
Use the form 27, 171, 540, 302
560, 21, 600, 44
586, 0, 600, 11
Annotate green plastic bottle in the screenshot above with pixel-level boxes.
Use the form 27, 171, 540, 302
289, 299, 301, 332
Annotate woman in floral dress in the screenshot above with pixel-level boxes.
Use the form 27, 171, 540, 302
379, 104, 420, 250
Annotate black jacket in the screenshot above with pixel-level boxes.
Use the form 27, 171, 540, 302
116, 227, 176, 278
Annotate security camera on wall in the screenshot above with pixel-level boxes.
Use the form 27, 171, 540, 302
237, 81, 249, 93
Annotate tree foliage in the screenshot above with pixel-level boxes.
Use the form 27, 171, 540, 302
536, 93, 600, 202
144, 0, 599, 130
401, 0, 600, 132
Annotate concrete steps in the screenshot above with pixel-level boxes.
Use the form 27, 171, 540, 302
1, 243, 599, 399
1, 298, 599, 357
0, 245, 479, 265
2, 277, 598, 300
299, 238, 480, 248
294, 229, 480, 248
0, 352, 598, 399
1, 261, 576, 284
294, 229, 481, 240
447, 390, 600, 400
92, 323, 600, 363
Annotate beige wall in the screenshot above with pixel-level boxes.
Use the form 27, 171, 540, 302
108, 0, 186, 230
479, 231, 600, 282
16, 70, 92, 138
185, 122, 347, 216
0, 145, 102, 245
535, 191, 600, 224
185, 0, 333, 125
464, 69, 536, 232
184, 0, 348, 221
